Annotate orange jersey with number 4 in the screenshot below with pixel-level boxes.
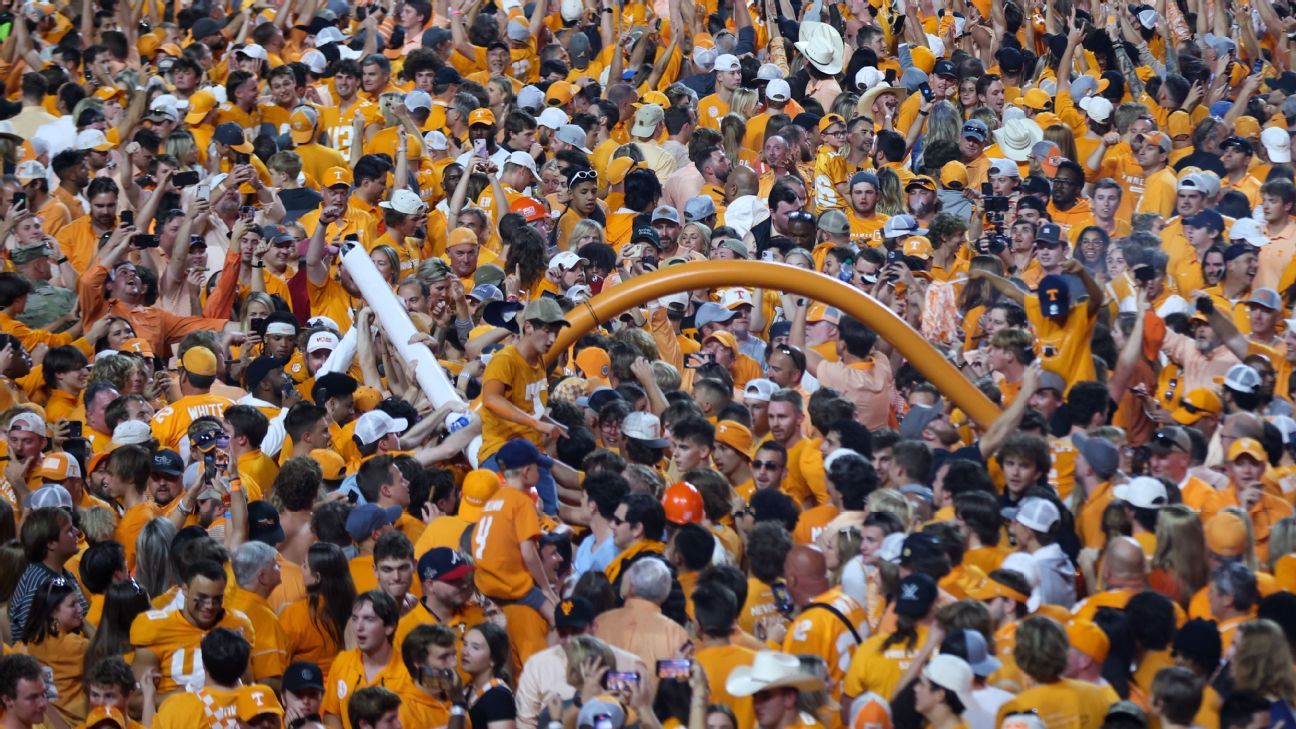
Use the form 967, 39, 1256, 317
471, 486, 542, 600
129, 608, 256, 695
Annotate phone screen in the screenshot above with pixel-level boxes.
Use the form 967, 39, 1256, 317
657, 660, 691, 680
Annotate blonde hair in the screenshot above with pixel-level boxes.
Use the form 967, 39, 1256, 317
568, 219, 605, 250
1151, 504, 1209, 605
866, 488, 913, 530
729, 88, 759, 120
1233, 619, 1296, 702
163, 130, 200, 168
1268, 517, 1296, 574
78, 506, 118, 544
563, 635, 616, 688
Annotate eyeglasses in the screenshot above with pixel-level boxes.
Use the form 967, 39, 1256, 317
752, 460, 782, 470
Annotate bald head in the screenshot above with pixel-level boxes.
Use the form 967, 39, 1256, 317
1224, 412, 1264, 441
784, 545, 829, 606
1102, 536, 1148, 588
727, 165, 759, 201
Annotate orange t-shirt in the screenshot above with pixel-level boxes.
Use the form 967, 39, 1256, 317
471, 486, 541, 600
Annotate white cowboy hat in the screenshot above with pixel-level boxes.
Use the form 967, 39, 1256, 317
726, 651, 826, 697
857, 82, 901, 117
794, 22, 844, 76
992, 118, 1045, 162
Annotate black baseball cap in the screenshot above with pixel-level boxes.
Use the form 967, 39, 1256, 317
150, 449, 184, 476
895, 573, 938, 617
243, 355, 288, 394
631, 224, 661, 249
312, 372, 358, 404
247, 500, 285, 546
898, 533, 944, 566
933, 60, 957, 78
554, 595, 596, 629
417, 547, 474, 582
1035, 222, 1065, 247
283, 662, 325, 693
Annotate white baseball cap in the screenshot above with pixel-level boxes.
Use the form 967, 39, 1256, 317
743, 378, 778, 402
506, 150, 538, 177
713, 54, 740, 72
766, 79, 791, 102
549, 251, 588, 271
1230, 217, 1269, 246
112, 420, 152, 445
236, 43, 268, 60
354, 410, 408, 446
1012, 497, 1060, 532
1079, 95, 1113, 123
403, 90, 433, 112
307, 331, 340, 353
379, 189, 429, 216
537, 107, 568, 130
1262, 127, 1292, 164
1113, 476, 1168, 509
922, 655, 976, 710
756, 63, 783, 80
424, 131, 449, 151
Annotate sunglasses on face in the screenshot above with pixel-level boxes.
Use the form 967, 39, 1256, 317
752, 460, 782, 470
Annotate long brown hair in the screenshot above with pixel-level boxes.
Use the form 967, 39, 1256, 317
306, 542, 356, 647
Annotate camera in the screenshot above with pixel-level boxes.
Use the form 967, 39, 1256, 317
980, 234, 1008, 255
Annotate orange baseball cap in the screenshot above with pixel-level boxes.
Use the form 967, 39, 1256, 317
1205, 512, 1248, 557
138, 32, 162, 58
715, 420, 754, 459
703, 330, 739, 352
183, 90, 217, 125
311, 449, 347, 481
322, 166, 353, 188
575, 347, 610, 384
1018, 88, 1051, 110
458, 469, 502, 522
1228, 437, 1267, 463
605, 157, 645, 186
289, 109, 317, 145
181, 346, 218, 377
818, 113, 846, 133
807, 302, 841, 325
940, 161, 969, 189
236, 686, 284, 721
84, 706, 127, 729
966, 574, 1030, 603
468, 108, 496, 127
547, 81, 576, 107
662, 481, 704, 525
354, 386, 382, 413
1168, 111, 1193, 139
910, 46, 935, 73
1171, 388, 1222, 425
447, 226, 478, 248
37, 452, 80, 481
119, 337, 154, 357
1235, 116, 1262, 140
510, 196, 548, 223
903, 236, 934, 260
1067, 619, 1110, 663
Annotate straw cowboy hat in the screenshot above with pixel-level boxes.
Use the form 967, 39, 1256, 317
858, 82, 902, 117
726, 651, 826, 697
993, 118, 1045, 162
794, 22, 845, 75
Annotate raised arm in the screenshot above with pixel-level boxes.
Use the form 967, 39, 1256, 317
967, 268, 1026, 305
978, 360, 1042, 458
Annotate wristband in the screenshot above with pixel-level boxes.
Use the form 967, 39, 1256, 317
451, 706, 467, 717
56, 258, 67, 264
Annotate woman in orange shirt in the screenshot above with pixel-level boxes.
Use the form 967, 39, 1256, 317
18, 577, 91, 723
83, 580, 150, 682
281, 542, 355, 677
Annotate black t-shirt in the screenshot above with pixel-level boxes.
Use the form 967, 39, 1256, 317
280, 188, 324, 224
469, 685, 516, 729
